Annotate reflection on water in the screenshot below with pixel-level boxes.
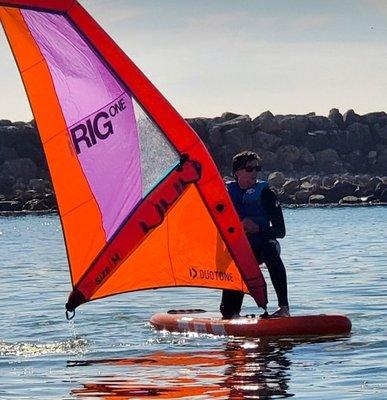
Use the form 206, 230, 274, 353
69, 338, 330, 399
69, 336, 350, 399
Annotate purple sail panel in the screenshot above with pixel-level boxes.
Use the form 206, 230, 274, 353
22, 10, 142, 239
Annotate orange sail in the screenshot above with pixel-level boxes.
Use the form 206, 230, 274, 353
0, 1, 267, 315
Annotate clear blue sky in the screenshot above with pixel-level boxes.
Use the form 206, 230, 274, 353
1, 0, 387, 121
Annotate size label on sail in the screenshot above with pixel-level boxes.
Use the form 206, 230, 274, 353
95, 251, 122, 286
70, 96, 128, 154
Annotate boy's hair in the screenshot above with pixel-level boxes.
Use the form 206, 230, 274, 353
232, 151, 262, 173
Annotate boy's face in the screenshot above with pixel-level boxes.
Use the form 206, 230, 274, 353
235, 159, 261, 188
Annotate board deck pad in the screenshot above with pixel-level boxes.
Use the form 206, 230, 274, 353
150, 310, 352, 338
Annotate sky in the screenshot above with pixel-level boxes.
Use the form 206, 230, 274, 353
1, 0, 387, 121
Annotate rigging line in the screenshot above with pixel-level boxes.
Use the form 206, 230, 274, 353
61, 196, 97, 218
20, 57, 45, 73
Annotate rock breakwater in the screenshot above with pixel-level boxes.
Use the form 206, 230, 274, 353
0, 119, 55, 213
187, 108, 387, 205
0, 108, 386, 212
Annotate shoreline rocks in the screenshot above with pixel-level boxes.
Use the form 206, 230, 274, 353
187, 108, 387, 206
266, 172, 387, 206
0, 109, 386, 212
0, 120, 55, 213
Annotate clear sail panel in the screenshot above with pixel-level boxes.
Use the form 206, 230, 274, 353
133, 101, 179, 195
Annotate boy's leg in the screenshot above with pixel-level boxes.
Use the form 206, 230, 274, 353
260, 241, 289, 308
220, 290, 244, 318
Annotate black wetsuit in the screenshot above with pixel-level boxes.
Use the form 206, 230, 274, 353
220, 183, 289, 318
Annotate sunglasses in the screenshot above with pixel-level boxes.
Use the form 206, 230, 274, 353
243, 165, 262, 172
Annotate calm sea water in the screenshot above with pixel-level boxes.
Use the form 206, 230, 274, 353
0, 207, 386, 399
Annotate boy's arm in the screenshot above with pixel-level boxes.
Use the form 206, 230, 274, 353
262, 188, 286, 239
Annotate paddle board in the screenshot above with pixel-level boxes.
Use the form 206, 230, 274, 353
150, 309, 352, 338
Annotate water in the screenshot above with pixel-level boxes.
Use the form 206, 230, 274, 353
0, 207, 386, 399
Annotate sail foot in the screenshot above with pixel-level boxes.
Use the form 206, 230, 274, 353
67, 160, 202, 309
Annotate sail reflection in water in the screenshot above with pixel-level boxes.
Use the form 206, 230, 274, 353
69, 338, 296, 399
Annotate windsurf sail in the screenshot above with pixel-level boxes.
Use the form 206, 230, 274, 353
0, 0, 267, 315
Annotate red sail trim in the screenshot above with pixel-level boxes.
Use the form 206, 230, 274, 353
0, 0, 74, 12
66, 160, 202, 311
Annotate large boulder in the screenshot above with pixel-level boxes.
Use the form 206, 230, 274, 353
300, 181, 316, 192
186, 118, 210, 141
278, 116, 308, 143
373, 149, 387, 173
276, 144, 300, 164
275, 130, 294, 145
328, 108, 344, 129
344, 150, 367, 173
294, 190, 310, 204
221, 112, 241, 121
375, 181, 387, 198
339, 195, 361, 204
252, 111, 281, 134
275, 189, 293, 205
14, 141, 45, 168
255, 150, 278, 170
324, 179, 358, 202
305, 130, 329, 152
22, 198, 50, 211
29, 178, 47, 194
354, 174, 371, 186
206, 115, 229, 130
364, 176, 383, 191
328, 130, 351, 154
0, 158, 38, 181
314, 149, 343, 173
367, 150, 378, 166
282, 178, 300, 195
373, 123, 387, 144
0, 125, 19, 147
0, 145, 18, 164
346, 123, 372, 151
309, 194, 327, 204
299, 147, 315, 164
223, 127, 247, 150
0, 119, 12, 127
343, 109, 361, 127
251, 130, 282, 151
212, 145, 235, 174
268, 171, 286, 188
0, 175, 15, 195
310, 175, 323, 186
360, 112, 387, 126
308, 115, 336, 131
207, 125, 224, 148
321, 176, 336, 188
215, 115, 253, 135
0, 200, 22, 212
379, 188, 387, 202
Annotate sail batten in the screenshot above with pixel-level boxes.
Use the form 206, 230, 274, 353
1, 0, 268, 314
